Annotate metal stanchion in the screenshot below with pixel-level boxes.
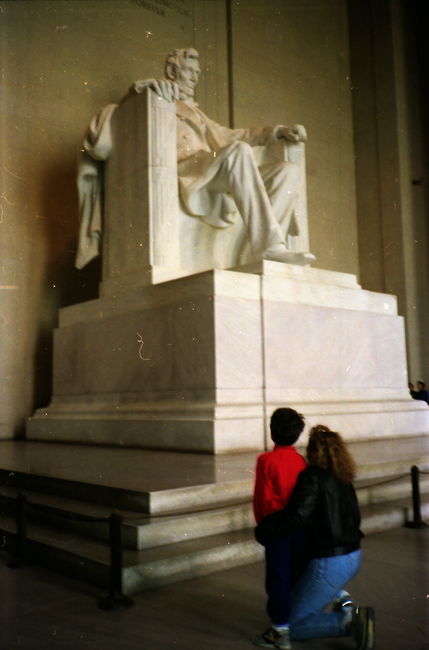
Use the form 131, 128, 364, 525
8, 492, 28, 568
405, 465, 428, 529
98, 511, 134, 610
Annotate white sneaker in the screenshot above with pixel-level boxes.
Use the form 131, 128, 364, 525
253, 626, 291, 649
333, 590, 354, 611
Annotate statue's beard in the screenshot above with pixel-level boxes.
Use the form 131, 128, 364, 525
178, 84, 195, 100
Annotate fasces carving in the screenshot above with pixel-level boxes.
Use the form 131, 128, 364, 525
76, 48, 314, 279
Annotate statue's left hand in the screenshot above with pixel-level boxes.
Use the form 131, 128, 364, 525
275, 124, 307, 142
132, 78, 180, 102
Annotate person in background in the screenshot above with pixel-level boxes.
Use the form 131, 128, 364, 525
255, 425, 374, 650
410, 380, 429, 403
253, 408, 307, 649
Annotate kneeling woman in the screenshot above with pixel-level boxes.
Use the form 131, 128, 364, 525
255, 425, 374, 650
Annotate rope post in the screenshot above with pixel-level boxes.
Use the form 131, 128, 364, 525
405, 465, 428, 529
98, 511, 134, 610
8, 492, 28, 568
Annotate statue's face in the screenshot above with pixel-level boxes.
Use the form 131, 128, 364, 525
174, 53, 201, 99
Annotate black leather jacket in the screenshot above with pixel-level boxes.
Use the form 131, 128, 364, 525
255, 465, 363, 558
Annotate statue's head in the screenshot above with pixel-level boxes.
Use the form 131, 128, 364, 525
165, 48, 200, 100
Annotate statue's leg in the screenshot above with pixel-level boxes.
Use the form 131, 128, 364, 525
258, 161, 300, 238
210, 141, 285, 256
209, 142, 314, 265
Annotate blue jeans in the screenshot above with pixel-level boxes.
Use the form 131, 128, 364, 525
289, 549, 361, 640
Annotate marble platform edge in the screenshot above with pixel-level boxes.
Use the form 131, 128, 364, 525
26, 415, 266, 454
1, 451, 427, 511
104, 261, 362, 294
148, 461, 429, 513
59, 268, 260, 327
261, 276, 398, 315
2, 456, 428, 508
27, 393, 428, 423
0, 467, 151, 512
38, 386, 418, 404
28, 392, 429, 425
26, 417, 429, 455
0, 466, 255, 515
59, 264, 397, 328
234, 260, 361, 287
26, 387, 429, 453
1, 439, 428, 518
4, 431, 429, 468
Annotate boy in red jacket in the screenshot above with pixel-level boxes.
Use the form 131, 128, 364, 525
253, 408, 307, 649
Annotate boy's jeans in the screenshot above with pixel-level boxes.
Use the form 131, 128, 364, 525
265, 531, 307, 625
289, 549, 361, 640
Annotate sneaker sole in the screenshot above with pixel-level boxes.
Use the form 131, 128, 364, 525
253, 634, 276, 648
356, 607, 375, 650
252, 634, 291, 649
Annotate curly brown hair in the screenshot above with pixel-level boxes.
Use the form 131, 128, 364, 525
306, 425, 356, 484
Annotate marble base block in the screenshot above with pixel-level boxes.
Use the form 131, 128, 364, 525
27, 263, 429, 453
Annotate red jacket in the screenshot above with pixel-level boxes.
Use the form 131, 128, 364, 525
253, 445, 307, 523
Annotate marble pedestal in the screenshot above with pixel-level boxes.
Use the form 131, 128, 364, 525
27, 262, 429, 453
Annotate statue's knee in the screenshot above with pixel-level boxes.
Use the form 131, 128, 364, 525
231, 141, 254, 157
278, 160, 299, 181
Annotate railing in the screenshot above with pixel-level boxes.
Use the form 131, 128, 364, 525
0, 464, 427, 607
0, 495, 135, 609
404, 465, 429, 529
99, 511, 134, 610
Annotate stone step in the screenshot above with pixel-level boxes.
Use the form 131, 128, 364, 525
0, 466, 152, 513
348, 433, 429, 469
0, 466, 252, 515
0, 439, 428, 514
1, 449, 428, 517
357, 471, 429, 507
1, 466, 428, 551
0, 496, 428, 595
0, 486, 254, 550
0, 515, 263, 593
1, 439, 426, 595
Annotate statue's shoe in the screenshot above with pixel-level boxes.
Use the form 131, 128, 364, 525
263, 245, 316, 266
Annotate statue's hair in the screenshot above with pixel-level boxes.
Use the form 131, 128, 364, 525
164, 48, 199, 79
306, 425, 356, 484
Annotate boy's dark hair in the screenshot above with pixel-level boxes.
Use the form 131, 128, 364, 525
270, 408, 305, 446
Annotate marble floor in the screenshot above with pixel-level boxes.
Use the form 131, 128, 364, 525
0, 440, 258, 492
0, 526, 427, 650
1, 436, 424, 494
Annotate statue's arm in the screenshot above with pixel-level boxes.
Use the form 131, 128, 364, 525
205, 117, 307, 148
121, 78, 180, 103
239, 123, 307, 145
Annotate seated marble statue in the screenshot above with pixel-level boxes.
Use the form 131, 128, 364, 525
76, 47, 315, 269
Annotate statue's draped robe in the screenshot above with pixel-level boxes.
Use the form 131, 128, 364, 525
75, 104, 117, 269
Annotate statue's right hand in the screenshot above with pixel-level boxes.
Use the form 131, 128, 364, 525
132, 78, 180, 102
